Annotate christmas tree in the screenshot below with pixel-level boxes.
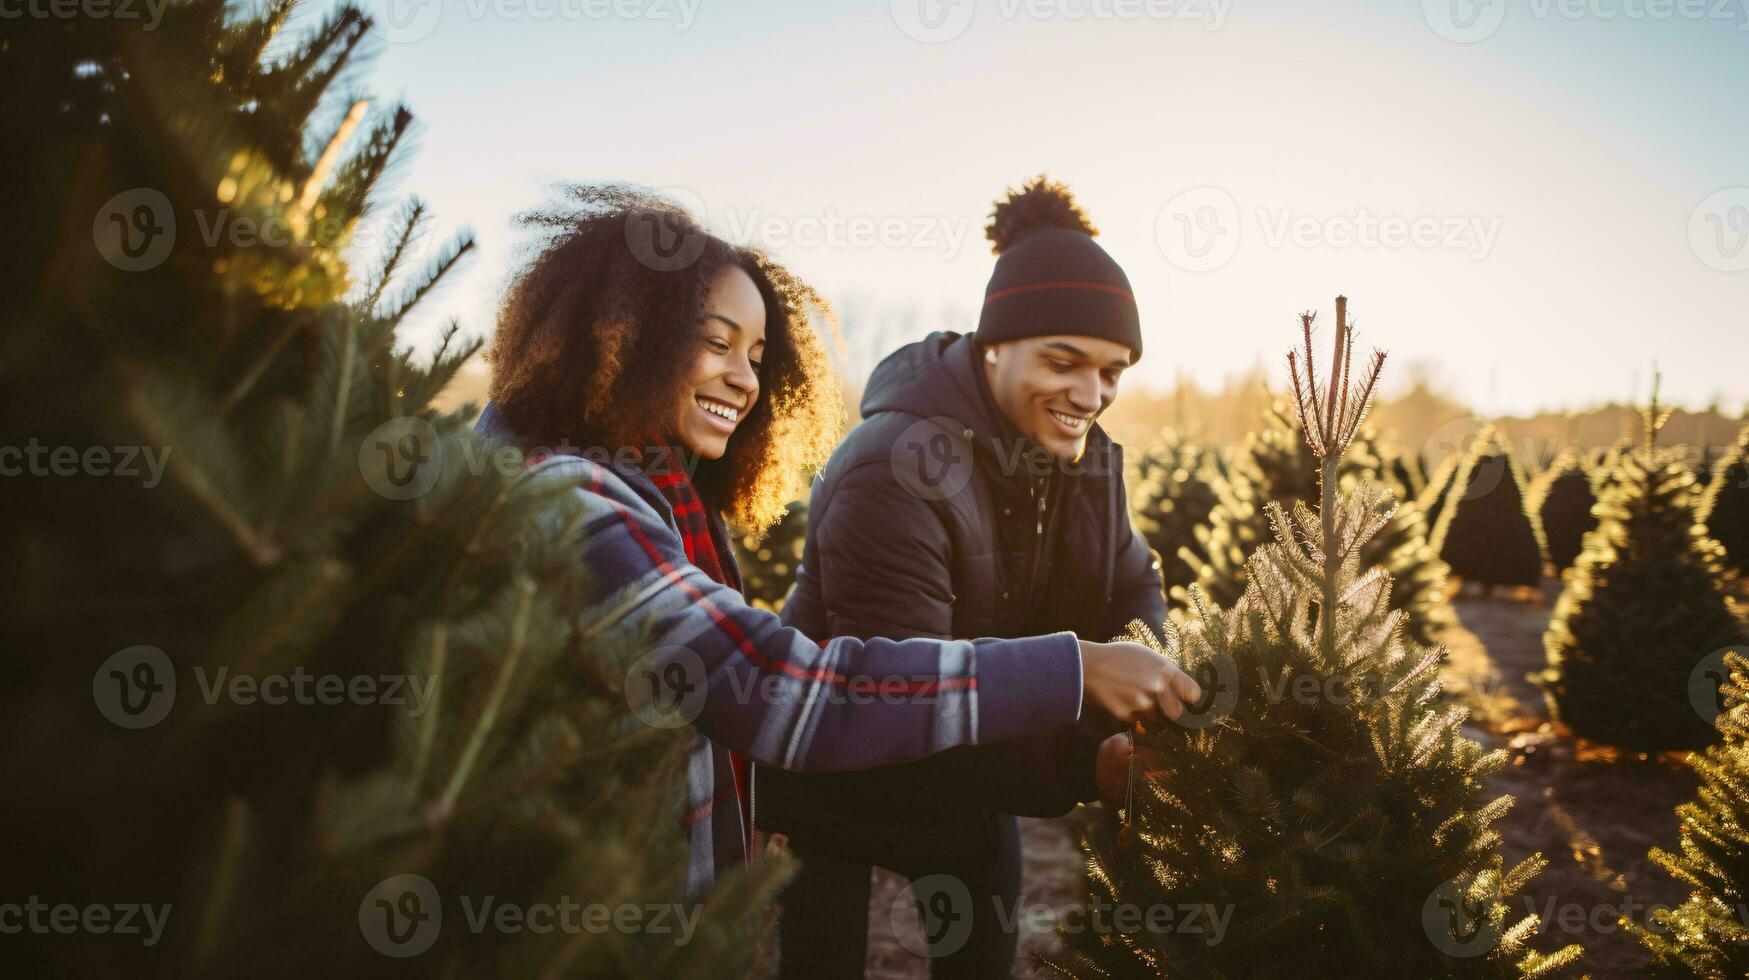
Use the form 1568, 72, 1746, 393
1131, 432, 1224, 603
1529, 450, 1600, 574
1180, 402, 1452, 645
1626, 649, 1749, 978
1381, 444, 1427, 503
1, 3, 784, 974
1427, 427, 1547, 591
1591, 437, 1636, 502
1048, 298, 1580, 979
1171, 459, 1270, 614
1419, 444, 1464, 532
1699, 425, 1749, 578
732, 499, 809, 610
1534, 379, 1748, 752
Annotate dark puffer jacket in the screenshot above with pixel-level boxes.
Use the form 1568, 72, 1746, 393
756, 331, 1167, 867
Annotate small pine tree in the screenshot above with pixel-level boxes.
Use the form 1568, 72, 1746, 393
1529, 450, 1600, 573
1534, 380, 1749, 752
1131, 433, 1223, 603
1692, 441, 1716, 488
1420, 448, 1464, 531
1181, 404, 1452, 644
1382, 445, 1426, 503
2, 4, 786, 974
1427, 427, 1547, 590
733, 500, 808, 610
1699, 425, 1749, 578
1048, 298, 1580, 979
1626, 649, 1749, 978
1592, 436, 1636, 501
1172, 465, 1270, 614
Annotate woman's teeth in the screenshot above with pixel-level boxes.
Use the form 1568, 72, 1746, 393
697, 397, 739, 424
1048, 409, 1089, 432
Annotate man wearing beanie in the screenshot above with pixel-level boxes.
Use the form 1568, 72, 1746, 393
757, 177, 1168, 978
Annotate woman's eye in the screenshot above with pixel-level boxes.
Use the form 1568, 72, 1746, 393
707, 338, 731, 353
750, 361, 763, 372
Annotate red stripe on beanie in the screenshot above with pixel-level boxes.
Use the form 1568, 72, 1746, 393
983, 279, 1136, 305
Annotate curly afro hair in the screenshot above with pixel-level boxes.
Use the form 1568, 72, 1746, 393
486, 184, 843, 534
984, 174, 1098, 255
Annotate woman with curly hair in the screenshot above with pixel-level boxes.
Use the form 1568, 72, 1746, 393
476, 185, 1200, 900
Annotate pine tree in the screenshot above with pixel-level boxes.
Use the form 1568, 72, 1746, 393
733, 499, 809, 610
1534, 380, 1748, 752
1699, 425, 1749, 578
1181, 403, 1452, 645
1592, 437, 1636, 502
1171, 467, 1268, 617
1529, 450, 1600, 573
1048, 298, 1580, 979
1, 4, 785, 974
1420, 447, 1463, 532
1427, 427, 1547, 591
1627, 649, 1749, 978
1381, 445, 1426, 503
1131, 432, 1224, 603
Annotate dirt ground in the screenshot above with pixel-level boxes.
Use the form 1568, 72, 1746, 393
858, 582, 1703, 978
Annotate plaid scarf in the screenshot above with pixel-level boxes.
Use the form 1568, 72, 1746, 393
647, 456, 728, 587
645, 449, 753, 856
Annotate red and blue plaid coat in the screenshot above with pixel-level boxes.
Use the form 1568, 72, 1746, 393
484, 408, 1086, 899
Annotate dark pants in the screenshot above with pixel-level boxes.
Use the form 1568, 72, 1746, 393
776, 815, 1023, 979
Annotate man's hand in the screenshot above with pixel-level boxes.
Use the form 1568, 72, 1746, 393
1094, 732, 1133, 809
1078, 639, 1202, 724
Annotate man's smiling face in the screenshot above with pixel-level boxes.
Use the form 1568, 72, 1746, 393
980, 335, 1132, 462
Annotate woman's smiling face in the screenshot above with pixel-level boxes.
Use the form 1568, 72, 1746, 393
674, 265, 766, 460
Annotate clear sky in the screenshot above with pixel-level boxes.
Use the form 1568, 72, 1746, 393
317, 0, 1748, 415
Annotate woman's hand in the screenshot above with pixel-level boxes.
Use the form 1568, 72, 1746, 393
1078, 639, 1202, 725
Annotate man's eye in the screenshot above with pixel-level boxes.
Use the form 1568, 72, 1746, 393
1045, 360, 1072, 373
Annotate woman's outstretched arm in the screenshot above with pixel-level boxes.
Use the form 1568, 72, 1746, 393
530, 455, 1192, 773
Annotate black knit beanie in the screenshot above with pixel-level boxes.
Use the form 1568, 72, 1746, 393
974, 176, 1142, 360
